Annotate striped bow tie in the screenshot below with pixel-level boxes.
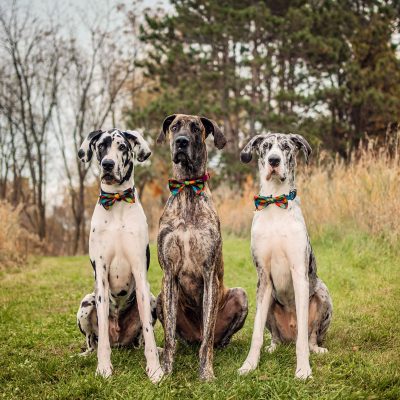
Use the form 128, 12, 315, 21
254, 189, 297, 211
98, 188, 135, 210
168, 173, 210, 196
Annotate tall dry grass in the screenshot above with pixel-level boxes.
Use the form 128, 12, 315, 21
0, 201, 41, 269
215, 140, 400, 243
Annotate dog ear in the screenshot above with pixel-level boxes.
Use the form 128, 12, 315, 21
157, 114, 177, 144
78, 130, 104, 163
240, 134, 267, 163
289, 134, 312, 163
200, 117, 226, 149
122, 130, 152, 162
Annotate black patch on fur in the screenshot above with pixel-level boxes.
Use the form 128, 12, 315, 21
118, 290, 127, 297
146, 244, 150, 271
81, 301, 91, 308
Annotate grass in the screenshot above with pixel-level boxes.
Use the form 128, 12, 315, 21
0, 231, 399, 399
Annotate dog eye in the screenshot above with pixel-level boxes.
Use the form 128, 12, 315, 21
282, 143, 290, 151
118, 144, 126, 151
171, 125, 177, 132
98, 143, 104, 151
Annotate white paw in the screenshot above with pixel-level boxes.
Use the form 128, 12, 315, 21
147, 364, 164, 384
295, 364, 312, 380
238, 361, 257, 375
266, 342, 277, 353
310, 346, 328, 354
78, 349, 94, 357
96, 363, 113, 378
157, 347, 164, 357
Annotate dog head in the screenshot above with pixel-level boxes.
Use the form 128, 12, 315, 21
240, 133, 311, 184
157, 114, 226, 178
78, 129, 151, 185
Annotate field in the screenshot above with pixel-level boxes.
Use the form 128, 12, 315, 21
0, 231, 399, 400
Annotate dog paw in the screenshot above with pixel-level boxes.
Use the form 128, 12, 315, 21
96, 363, 113, 378
266, 342, 277, 354
200, 368, 215, 381
147, 365, 164, 384
238, 361, 256, 375
157, 347, 164, 357
295, 364, 312, 380
310, 345, 328, 354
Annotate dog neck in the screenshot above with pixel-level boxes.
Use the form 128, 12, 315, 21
259, 172, 295, 197
172, 158, 207, 181
100, 176, 135, 194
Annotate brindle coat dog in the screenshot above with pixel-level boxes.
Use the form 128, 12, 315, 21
156, 114, 248, 381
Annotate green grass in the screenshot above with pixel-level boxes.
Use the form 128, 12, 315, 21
0, 230, 399, 399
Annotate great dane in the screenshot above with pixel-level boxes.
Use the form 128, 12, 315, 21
238, 133, 332, 379
156, 114, 248, 381
76, 128, 163, 383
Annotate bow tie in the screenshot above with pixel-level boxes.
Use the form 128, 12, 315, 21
168, 173, 210, 196
98, 188, 135, 210
254, 189, 297, 211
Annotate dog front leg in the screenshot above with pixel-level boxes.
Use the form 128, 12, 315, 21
199, 269, 218, 381
133, 266, 164, 384
94, 259, 112, 378
238, 273, 272, 375
162, 269, 178, 375
291, 266, 312, 379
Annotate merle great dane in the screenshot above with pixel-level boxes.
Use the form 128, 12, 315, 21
156, 114, 248, 381
76, 129, 163, 383
238, 133, 332, 379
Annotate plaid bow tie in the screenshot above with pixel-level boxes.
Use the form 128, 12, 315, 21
254, 189, 297, 211
98, 188, 135, 210
168, 173, 210, 196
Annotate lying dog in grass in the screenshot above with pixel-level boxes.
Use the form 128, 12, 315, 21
156, 114, 248, 381
76, 129, 163, 383
238, 133, 332, 379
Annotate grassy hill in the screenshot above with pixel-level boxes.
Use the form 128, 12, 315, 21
0, 231, 399, 399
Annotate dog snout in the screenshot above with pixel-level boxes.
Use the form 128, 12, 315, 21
102, 159, 115, 171
175, 136, 189, 149
268, 155, 281, 167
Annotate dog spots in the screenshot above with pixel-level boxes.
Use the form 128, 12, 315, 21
145, 327, 149, 332
98, 296, 102, 303
78, 149, 85, 159
118, 290, 127, 297
103, 264, 106, 271
92, 228, 95, 233
81, 301, 92, 308
146, 244, 150, 271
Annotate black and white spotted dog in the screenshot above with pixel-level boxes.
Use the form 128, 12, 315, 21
76, 129, 163, 383
238, 133, 332, 379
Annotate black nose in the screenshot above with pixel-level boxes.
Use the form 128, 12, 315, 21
268, 155, 281, 167
175, 136, 189, 149
102, 159, 115, 171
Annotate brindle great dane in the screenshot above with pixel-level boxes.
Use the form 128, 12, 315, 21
156, 114, 248, 381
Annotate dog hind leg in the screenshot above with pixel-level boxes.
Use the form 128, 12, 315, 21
214, 287, 248, 348
77, 293, 98, 356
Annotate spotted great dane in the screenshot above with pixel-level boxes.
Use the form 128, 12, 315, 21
238, 133, 332, 379
156, 114, 248, 381
76, 129, 163, 383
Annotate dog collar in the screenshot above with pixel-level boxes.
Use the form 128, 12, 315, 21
98, 187, 135, 210
254, 189, 297, 211
168, 172, 210, 196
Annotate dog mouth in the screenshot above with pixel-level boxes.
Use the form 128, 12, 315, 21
101, 173, 117, 184
173, 151, 189, 165
266, 168, 286, 182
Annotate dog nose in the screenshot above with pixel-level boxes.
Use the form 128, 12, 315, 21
102, 159, 115, 171
268, 155, 281, 167
175, 136, 189, 149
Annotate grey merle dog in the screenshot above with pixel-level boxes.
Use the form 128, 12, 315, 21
76, 128, 163, 383
238, 133, 332, 379
156, 114, 248, 381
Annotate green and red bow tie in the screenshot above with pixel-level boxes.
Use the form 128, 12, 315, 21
168, 173, 210, 196
254, 189, 297, 211
98, 188, 135, 210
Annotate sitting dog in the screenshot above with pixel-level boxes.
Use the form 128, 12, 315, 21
76, 129, 163, 383
238, 133, 332, 379
156, 114, 248, 381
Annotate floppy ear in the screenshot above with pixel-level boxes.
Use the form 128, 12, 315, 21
157, 114, 176, 144
78, 130, 104, 163
122, 130, 152, 162
200, 117, 227, 150
289, 134, 312, 163
240, 134, 267, 163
